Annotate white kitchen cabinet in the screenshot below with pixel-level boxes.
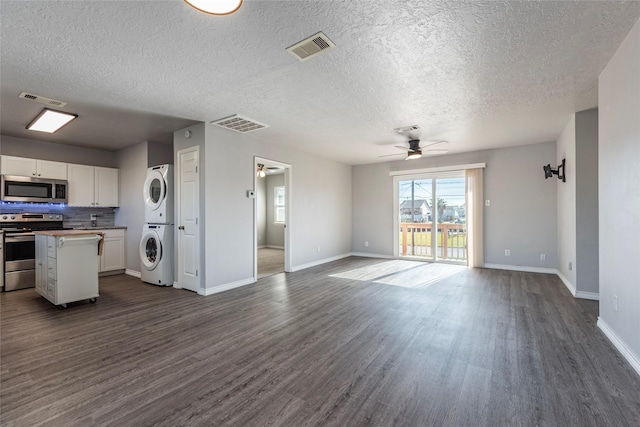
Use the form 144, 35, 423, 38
67, 164, 119, 207
98, 229, 126, 273
95, 167, 119, 207
1, 155, 67, 179
35, 231, 101, 308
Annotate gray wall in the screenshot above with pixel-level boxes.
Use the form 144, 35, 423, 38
175, 123, 352, 292
265, 173, 285, 248
598, 18, 640, 367
575, 109, 599, 295
256, 176, 266, 247
0, 135, 117, 167
114, 141, 148, 272
352, 142, 558, 269
557, 115, 577, 287
147, 141, 173, 167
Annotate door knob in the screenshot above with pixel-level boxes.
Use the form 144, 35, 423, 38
178, 225, 185, 230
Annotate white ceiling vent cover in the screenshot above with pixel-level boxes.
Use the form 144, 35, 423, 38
210, 114, 269, 133
286, 31, 335, 62
19, 92, 67, 108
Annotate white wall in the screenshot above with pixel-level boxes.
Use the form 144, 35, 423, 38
598, 18, 640, 373
256, 176, 266, 247
147, 141, 173, 167
115, 141, 148, 272
352, 142, 558, 269
0, 134, 117, 167
556, 115, 577, 288
265, 173, 285, 248
575, 109, 599, 296
175, 124, 352, 293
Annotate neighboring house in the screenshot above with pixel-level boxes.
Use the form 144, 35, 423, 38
400, 199, 430, 222
441, 206, 460, 222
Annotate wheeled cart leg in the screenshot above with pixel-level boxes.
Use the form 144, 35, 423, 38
89, 298, 97, 303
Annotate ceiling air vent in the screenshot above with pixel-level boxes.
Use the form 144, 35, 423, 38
19, 92, 67, 108
286, 31, 335, 62
210, 114, 269, 133
394, 125, 421, 134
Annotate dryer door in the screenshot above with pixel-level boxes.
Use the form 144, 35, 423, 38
140, 230, 162, 271
144, 170, 166, 212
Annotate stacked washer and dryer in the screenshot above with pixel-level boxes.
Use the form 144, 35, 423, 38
140, 164, 174, 286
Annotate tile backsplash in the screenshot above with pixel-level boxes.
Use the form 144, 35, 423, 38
0, 204, 116, 228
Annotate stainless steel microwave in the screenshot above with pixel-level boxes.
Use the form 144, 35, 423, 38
1, 175, 68, 203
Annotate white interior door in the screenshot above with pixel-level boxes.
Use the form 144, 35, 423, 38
177, 147, 200, 292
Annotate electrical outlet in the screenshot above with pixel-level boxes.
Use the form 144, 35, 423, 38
317, 246, 320, 253
614, 295, 618, 311
364, 241, 369, 247
485, 199, 491, 207
505, 249, 511, 256
540, 254, 546, 261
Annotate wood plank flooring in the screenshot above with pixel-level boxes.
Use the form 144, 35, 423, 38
1, 257, 639, 426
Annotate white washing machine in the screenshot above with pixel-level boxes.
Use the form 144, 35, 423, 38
140, 224, 173, 286
144, 164, 173, 224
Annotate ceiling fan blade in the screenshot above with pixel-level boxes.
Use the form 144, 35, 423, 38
379, 153, 406, 158
395, 145, 418, 152
419, 140, 448, 149
423, 149, 449, 154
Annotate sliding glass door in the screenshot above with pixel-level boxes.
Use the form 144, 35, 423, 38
395, 172, 467, 263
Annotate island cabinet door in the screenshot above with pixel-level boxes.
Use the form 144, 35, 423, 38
35, 235, 46, 295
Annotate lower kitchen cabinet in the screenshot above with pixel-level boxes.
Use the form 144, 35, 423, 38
98, 229, 126, 273
35, 233, 101, 307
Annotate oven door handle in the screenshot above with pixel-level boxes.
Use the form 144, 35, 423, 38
5, 234, 35, 242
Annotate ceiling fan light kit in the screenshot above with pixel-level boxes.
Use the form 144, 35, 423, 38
184, 0, 243, 16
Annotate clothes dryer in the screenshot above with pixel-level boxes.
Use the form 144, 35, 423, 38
144, 164, 173, 224
140, 224, 173, 286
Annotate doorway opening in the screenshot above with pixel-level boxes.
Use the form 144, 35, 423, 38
254, 157, 292, 279
394, 171, 467, 264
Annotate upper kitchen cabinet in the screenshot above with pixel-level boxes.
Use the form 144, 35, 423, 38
1, 155, 67, 180
67, 164, 119, 207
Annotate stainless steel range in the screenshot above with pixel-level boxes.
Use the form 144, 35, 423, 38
1, 213, 67, 291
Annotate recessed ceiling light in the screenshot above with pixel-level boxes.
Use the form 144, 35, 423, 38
26, 108, 77, 133
184, 0, 242, 15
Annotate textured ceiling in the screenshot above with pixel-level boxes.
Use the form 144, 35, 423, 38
1, 1, 639, 164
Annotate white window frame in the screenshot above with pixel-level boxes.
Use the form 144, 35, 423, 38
274, 186, 285, 224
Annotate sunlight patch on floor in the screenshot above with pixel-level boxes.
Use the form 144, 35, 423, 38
330, 260, 466, 289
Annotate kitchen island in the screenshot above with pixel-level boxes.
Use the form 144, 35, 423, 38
34, 230, 104, 308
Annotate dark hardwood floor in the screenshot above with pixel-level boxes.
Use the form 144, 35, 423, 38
1, 257, 639, 426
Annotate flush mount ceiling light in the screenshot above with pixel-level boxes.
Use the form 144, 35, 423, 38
26, 108, 77, 133
184, 0, 242, 15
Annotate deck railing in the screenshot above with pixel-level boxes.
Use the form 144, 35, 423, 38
400, 222, 467, 260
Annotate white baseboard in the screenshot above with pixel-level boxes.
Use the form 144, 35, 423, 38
290, 253, 352, 272
172, 281, 180, 289
575, 291, 599, 301
201, 277, 255, 296
555, 270, 576, 296
258, 245, 266, 249
350, 252, 395, 259
125, 269, 141, 278
483, 263, 558, 274
597, 318, 640, 377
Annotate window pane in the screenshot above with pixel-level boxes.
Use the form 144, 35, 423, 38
275, 207, 285, 223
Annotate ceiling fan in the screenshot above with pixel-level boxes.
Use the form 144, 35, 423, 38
379, 138, 449, 160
